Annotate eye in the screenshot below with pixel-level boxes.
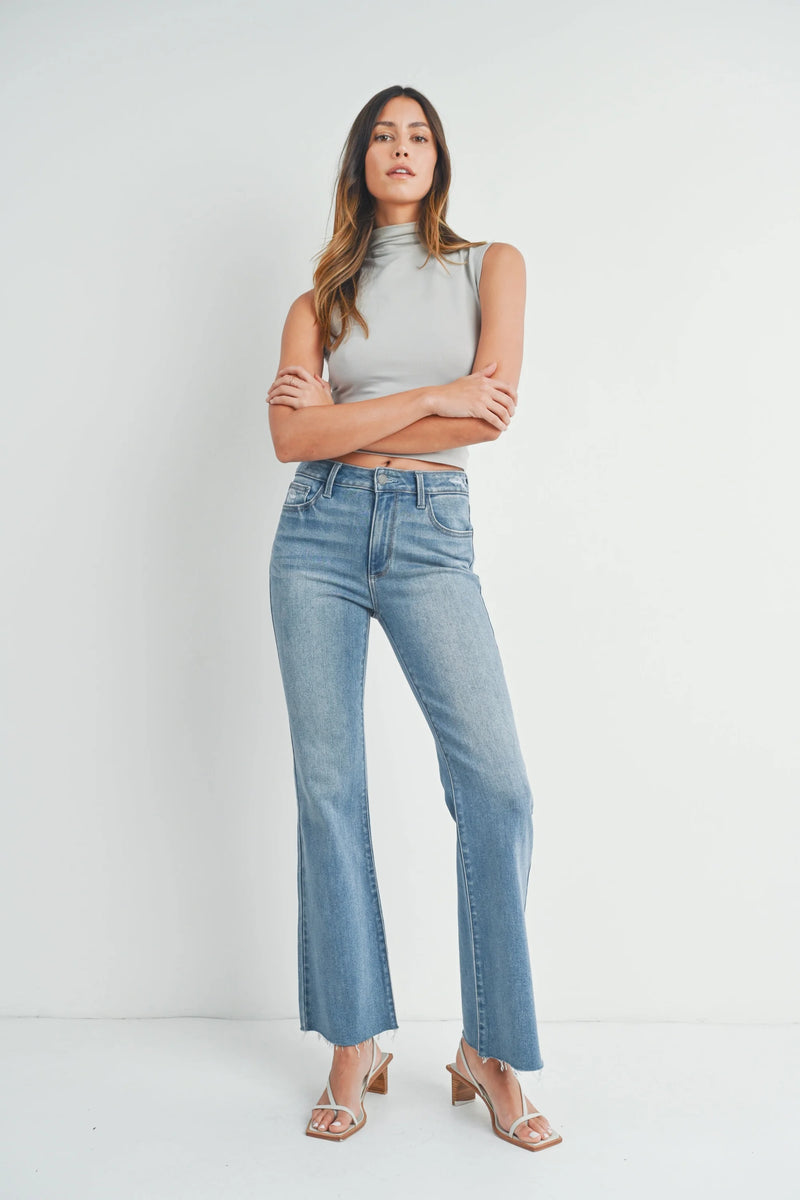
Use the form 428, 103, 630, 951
373, 133, 429, 143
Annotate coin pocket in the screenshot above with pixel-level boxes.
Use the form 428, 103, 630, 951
283, 481, 312, 507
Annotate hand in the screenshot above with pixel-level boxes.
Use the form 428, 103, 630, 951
267, 365, 333, 408
427, 363, 517, 431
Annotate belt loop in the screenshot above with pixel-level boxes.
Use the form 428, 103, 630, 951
415, 470, 425, 508
324, 460, 342, 497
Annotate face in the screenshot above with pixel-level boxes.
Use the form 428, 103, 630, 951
363, 95, 438, 226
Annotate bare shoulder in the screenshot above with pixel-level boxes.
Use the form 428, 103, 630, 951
479, 243, 525, 311
481, 241, 526, 276
285, 287, 318, 325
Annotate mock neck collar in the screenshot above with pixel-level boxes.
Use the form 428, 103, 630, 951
367, 221, 422, 257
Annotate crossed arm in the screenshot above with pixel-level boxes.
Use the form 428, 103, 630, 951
266, 243, 526, 464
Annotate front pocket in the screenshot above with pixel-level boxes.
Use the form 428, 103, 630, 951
426, 491, 474, 535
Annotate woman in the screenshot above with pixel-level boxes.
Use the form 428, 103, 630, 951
266, 85, 561, 1152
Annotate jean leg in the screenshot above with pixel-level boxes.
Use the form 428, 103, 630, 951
374, 559, 543, 1071
269, 552, 398, 1047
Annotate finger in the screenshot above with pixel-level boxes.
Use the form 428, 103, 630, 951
482, 406, 506, 431
487, 401, 512, 426
491, 388, 516, 412
278, 365, 314, 381
269, 382, 302, 400
478, 361, 498, 375
270, 374, 298, 392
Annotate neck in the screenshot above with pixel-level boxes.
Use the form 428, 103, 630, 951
372, 204, 420, 228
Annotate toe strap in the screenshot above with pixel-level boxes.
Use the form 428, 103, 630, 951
310, 1102, 361, 1124
310, 1077, 362, 1126
507, 1113, 540, 1137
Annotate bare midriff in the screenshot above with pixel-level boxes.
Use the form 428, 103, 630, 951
332, 451, 464, 472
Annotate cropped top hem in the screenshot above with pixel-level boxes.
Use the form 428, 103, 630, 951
352, 446, 470, 470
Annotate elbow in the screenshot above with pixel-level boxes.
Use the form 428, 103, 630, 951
482, 421, 503, 443
271, 432, 288, 462
272, 431, 298, 463
270, 417, 302, 463
275, 442, 301, 464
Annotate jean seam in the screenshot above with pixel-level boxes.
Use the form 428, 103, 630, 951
356, 612, 398, 1025
295, 756, 310, 1026
375, 616, 484, 1052
269, 567, 311, 1027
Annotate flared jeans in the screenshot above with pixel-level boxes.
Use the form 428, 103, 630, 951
268, 459, 544, 1071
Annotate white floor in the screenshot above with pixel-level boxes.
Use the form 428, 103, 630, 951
1, 1017, 797, 1200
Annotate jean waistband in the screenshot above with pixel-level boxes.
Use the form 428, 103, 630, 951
294, 459, 470, 496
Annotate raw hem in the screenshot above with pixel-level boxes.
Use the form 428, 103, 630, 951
301, 1025, 400, 1054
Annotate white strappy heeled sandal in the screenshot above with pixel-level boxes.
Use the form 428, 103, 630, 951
446, 1037, 563, 1151
306, 1036, 393, 1141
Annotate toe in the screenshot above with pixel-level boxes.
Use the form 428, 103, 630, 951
523, 1098, 554, 1141
530, 1115, 554, 1140
311, 1107, 333, 1132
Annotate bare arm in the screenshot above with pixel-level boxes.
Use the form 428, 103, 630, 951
356, 242, 526, 455
354, 415, 498, 455
267, 262, 520, 462
267, 292, 435, 463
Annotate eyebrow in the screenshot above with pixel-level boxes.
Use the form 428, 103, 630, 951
373, 120, 431, 131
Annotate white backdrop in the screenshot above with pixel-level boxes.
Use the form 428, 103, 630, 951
1, 0, 797, 1028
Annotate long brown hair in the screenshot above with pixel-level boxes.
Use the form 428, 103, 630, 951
313, 85, 487, 354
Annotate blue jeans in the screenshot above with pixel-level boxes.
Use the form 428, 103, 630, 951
268, 459, 544, 1071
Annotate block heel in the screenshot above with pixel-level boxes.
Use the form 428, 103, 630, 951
446, 1065, 477, 1105
366, 1057, 391, 1094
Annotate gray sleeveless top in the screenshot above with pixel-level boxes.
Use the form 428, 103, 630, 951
323, 222, 493, 470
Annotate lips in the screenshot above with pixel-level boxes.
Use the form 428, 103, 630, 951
387, 167, 415, 176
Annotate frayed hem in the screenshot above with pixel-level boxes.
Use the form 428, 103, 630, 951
301, 1025, 400, 1055
479, 1056, 545, 1080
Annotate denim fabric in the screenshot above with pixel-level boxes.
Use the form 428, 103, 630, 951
268, 459, 544, 1071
